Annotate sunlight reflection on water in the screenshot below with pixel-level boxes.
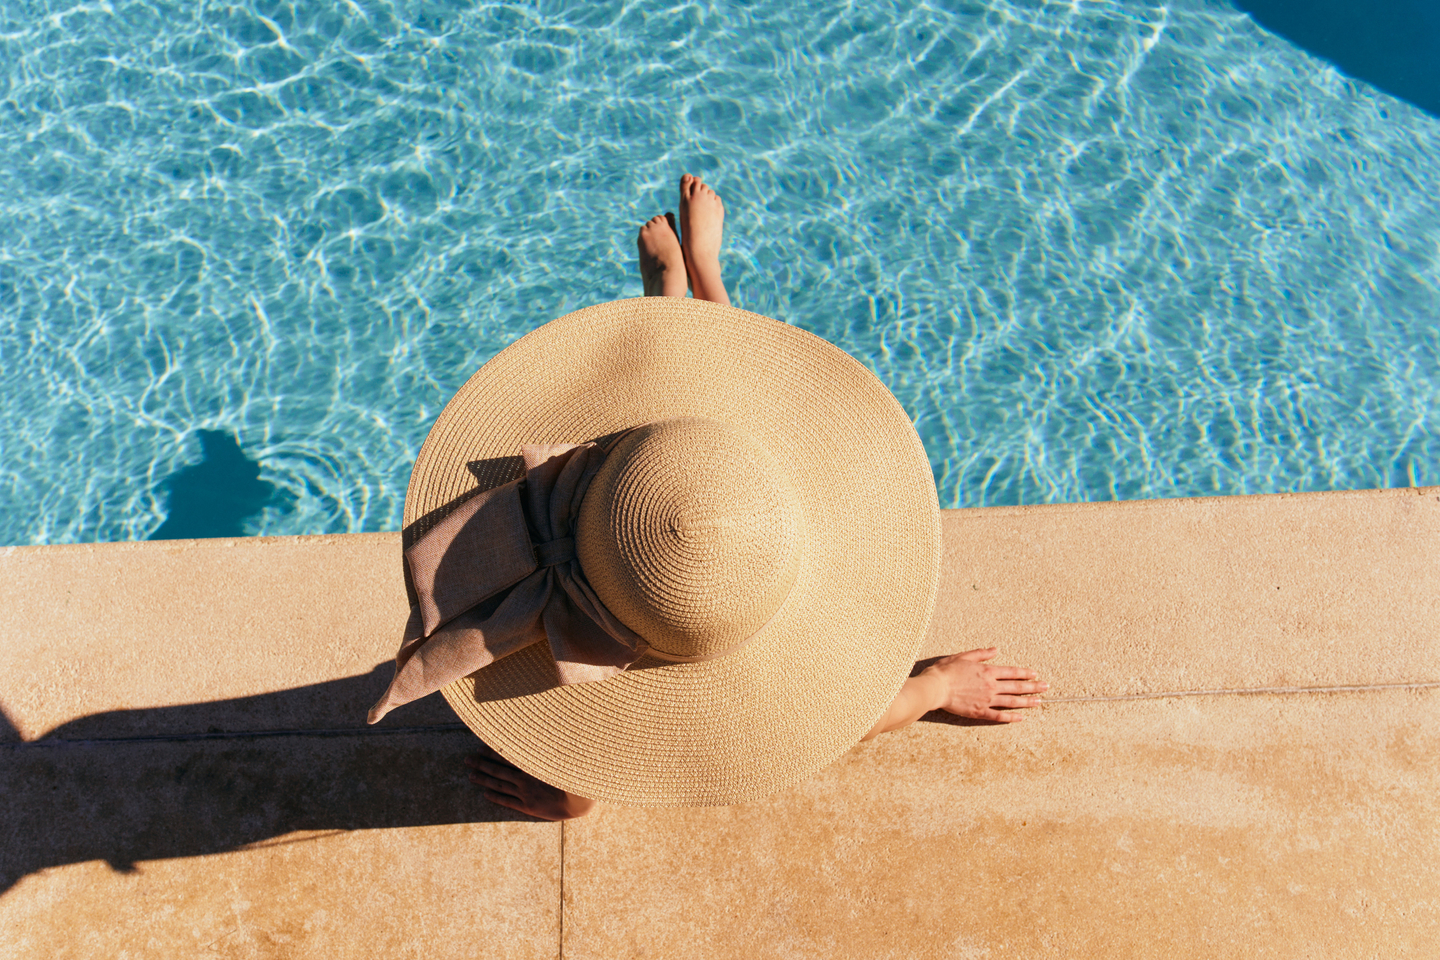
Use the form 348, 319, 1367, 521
1, 0, 1437, 544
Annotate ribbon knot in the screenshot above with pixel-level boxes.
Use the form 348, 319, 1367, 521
534, 536, 575, 567
368, 441, 646, 725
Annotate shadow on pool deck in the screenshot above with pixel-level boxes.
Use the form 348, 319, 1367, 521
0, 658, 982, 897
1234, 0, 1440, 119
3, 493, 1437, 954
0, 665, 530, 896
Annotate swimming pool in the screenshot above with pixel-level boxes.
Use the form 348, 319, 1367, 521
2, 0, 1437, 545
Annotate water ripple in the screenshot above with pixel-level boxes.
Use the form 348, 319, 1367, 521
1, 0, 1437, 544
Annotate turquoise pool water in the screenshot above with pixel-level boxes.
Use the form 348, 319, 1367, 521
2, 0, 1437, 544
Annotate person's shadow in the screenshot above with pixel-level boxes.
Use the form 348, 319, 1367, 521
0, 665, 530, 895
149, 430, 287, 540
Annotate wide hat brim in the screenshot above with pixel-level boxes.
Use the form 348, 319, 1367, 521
405, 298, 941, 805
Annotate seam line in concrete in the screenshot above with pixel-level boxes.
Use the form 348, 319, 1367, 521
1043, 681, 1440, 703
560, 820, 566, 960
2, 723, 471, 748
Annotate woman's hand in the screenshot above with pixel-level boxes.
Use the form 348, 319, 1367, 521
923, 647, 1047, 722
465, 742, 597, 821
861, 647, 1047, 740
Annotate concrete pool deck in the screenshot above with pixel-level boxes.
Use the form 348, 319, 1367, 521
2, 487, 1437, 958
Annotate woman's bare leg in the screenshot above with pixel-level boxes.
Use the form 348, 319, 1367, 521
678, 174, 730, 306
637, 212, 688, 298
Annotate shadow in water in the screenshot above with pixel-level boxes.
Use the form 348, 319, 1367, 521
1233, 0, 1440, 119
149, 430, 283, 540
0, 665, 531, 895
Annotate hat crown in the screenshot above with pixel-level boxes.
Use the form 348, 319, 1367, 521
577, 417, 803, 660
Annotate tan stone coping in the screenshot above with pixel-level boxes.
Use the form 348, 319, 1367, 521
2, 487, 1437, 957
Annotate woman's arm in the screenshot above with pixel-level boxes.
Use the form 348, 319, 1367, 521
861, 647, 1047, 741
466, 646, 1045, 815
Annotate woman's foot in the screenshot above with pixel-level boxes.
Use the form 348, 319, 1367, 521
466, 744, 596, 821
637, 212, 688, 298
678, 174, 730, 306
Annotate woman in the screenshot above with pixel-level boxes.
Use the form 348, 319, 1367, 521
371, 175, 1047, 821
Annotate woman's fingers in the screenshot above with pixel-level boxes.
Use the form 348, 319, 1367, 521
991, 694, 1043, 709
466, 754, 524, 788
470, 770, 521, 796
952, 653, 1042, 683
482, 789, 528, 814
989, 665, 1039, 680
465, 746, 573, 820
479, 783, 567, 822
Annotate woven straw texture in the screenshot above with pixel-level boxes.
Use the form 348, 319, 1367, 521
406, 298, 940, 805
576, 417, 803, 659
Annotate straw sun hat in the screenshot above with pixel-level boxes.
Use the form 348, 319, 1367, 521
368, 297, 941, 806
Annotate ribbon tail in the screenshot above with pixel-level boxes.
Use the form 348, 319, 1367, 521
367, 606, 426, 724
544, 565, 648, 684
367, 573, 552, 723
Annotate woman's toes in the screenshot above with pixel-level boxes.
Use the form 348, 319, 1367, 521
637, 211, 687, 297
680, 173, 705, 208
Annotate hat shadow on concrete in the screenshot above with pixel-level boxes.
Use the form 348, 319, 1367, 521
0, 664, 533, 895
0, 664, 993, 895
